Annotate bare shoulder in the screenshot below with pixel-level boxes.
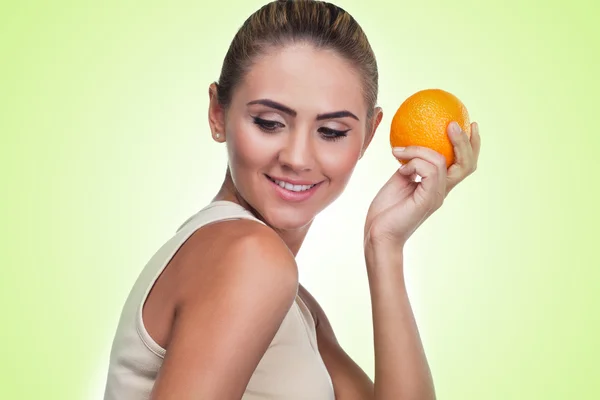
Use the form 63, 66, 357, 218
149, 217, 299, 400
175, 216, 301, 327
174, 217, 299, 304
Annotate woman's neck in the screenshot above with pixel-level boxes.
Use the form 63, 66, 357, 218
212, 170, 311, 257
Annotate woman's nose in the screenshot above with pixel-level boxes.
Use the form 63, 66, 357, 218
277, 130, 315, 172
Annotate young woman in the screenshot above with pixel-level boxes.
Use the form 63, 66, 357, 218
103, 1, 481, 399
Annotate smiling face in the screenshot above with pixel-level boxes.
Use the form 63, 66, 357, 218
209, 42, 382, 231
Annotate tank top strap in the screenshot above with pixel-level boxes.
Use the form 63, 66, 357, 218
176, 200, 266, 235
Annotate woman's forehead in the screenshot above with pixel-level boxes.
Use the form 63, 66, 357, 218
235, 44, 366, 114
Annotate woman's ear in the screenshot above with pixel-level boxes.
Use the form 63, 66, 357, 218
208, 82, 226, 142
360, 106, 383, 159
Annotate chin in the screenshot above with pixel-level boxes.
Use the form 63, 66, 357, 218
260, 205, 316, 232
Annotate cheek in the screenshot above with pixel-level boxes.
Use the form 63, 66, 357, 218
227, 121, 272, 169
226, 122, 286, 202
318, 140, 362, 182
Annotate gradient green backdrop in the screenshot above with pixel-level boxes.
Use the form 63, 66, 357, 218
2, 1, 598, 399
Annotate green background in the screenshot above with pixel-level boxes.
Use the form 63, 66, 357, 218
1, 0, 598, 399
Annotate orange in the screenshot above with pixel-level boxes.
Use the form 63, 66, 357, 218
390, 88, 471, 168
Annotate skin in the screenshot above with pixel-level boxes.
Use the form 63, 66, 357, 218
144, 42, 481, 399
212, 42, 381, 253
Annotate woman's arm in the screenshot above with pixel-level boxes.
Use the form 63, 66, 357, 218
311, 122, 479, 399
300, 252, 434, 400
365, 243, 435, 400
149, 220, 299, 400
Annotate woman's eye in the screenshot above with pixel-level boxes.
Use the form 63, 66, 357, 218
319, 127, 350, 142
252, 117, 284, 132
252, 117, 349, 141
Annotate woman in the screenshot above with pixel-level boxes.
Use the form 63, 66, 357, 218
103, 1, 481, 399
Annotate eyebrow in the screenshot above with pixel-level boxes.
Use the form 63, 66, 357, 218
246, 99, 360, 121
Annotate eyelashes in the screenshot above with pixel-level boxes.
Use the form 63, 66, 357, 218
252, 117, 283, 132
319, 127, 350, 141
251, 116, 350, 142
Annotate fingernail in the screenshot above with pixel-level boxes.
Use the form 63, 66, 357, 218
393, 147, 405, 154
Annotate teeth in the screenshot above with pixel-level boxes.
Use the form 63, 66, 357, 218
271, 178, 316, 192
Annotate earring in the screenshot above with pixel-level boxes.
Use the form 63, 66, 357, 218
215, 133, 221, 139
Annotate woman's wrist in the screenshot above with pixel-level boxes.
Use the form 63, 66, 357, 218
364, 235, 405, 273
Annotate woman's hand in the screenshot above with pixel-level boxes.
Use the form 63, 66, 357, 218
446, 121, 480, 194
364, 121, 481, 251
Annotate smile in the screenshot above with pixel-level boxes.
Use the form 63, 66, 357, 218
264, 174, 323, 202
266, 175, 318, 192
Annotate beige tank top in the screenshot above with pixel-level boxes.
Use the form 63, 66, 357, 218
103, 200, 335, 399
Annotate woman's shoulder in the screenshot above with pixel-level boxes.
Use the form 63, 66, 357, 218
178, 214, 295, 269
145, 216, 301, 399
173, 216, 299, 305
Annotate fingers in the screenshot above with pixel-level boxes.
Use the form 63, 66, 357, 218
445, 121, 481, 193
396, 157, 434, 176
393, 145, 448, 170
391, 120, 480, 198
392, 148, 447, 210
448, 121, 473, 170
397, 156, 445, 186
392, 147, 447, 185
470, 122, 481, 165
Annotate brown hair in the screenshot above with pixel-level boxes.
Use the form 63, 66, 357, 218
215, 0, 379, 120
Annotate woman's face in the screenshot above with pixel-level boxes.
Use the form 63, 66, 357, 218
210, 43, 382, 231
